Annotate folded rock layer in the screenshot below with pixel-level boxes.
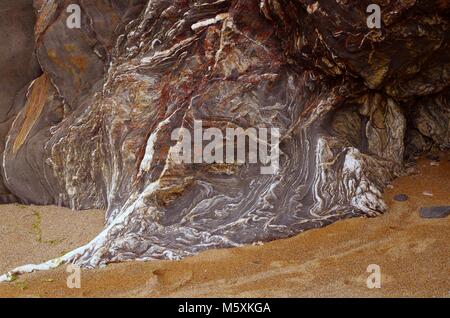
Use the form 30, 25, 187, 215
0, 0, 448, 275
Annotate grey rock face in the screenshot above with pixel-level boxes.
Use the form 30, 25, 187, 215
0, 0, 449, 277
0, 0, 41, 118
412, 92, 450, 149
0, 0, 42, 202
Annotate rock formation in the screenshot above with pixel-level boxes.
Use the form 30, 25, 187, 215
0, 0, 449, 279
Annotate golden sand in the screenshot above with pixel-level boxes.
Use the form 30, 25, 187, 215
0, 152, 448, 297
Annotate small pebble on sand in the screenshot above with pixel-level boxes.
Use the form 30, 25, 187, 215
393, 194, 408, 202
420, 206, 450, 219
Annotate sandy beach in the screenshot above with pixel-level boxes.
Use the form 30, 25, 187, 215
0, 152, 448, 298
0, 205, 105, 275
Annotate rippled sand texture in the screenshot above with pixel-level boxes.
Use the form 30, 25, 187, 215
0, 152, 448, 298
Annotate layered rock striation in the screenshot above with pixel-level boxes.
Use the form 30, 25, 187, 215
0, 0, 448, 278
